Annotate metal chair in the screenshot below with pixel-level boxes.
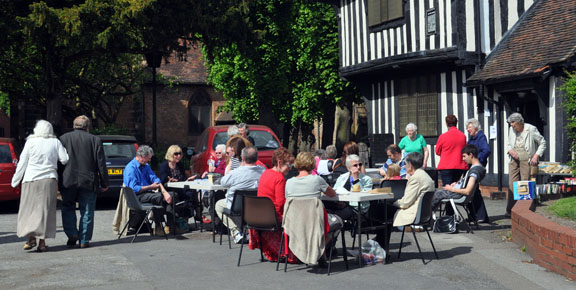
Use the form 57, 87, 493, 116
439, 183, 481, 233
237, 196, 282, 266
117, 187, 168, 243
397, 191, 439, 264
220, 190, 258, 248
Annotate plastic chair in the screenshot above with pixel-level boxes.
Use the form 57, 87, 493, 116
379, 179, 408, 200
237, 196, 282, 266
397, 191, 439, 264
220, 190, 258, 248
439, 183, 480, 233
117, 187, 168, 243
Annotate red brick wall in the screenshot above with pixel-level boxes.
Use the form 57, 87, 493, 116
511, 200, 576, 280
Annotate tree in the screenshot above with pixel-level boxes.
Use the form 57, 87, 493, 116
203, 0, 359, 149
560, 70, 576, 174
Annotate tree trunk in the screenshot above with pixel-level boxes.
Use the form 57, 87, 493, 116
321, 101, 336, 148
46, 95, 63, 135
334, 103, 351, 153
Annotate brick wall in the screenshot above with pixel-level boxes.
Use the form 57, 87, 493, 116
511, 200, 576, 280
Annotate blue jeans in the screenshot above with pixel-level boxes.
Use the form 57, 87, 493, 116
61, 188, 97, 244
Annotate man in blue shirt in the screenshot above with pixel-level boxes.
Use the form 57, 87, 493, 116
379, 144, 407, 178
123, 145, 172, 233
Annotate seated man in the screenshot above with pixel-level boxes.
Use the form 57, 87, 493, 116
215, 146, 265, 244
123, 145, 173, 234
431, 144, 486, 213
379, 144, 407, 178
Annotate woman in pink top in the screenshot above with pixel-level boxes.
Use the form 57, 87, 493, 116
435, 114, 468, 186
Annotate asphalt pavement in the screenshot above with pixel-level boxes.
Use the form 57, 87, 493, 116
0, 197, 573, 290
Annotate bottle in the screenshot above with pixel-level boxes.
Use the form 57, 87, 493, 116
207, 159, 215, 167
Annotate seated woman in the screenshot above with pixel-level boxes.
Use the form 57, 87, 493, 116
201, 144, 227, 178
331, 154, 373, 219
159, 145, 202, 222
224, 136, 248, 175
248, 148, 296, 263
285, 152, 340, 266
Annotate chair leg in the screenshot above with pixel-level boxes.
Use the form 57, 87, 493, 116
226, 215, 232, 249
341, 229, 349, 270
397, 227, 406, 260
424, 227, 439, 259
131, 217, 148, 244
117, 217, 132, 239
237, 228, 247, 267
284, 233, 289, 272
258, 232, 265, 262
327, 233, 337, 275
456, 206, 473, 234
411, 228, 426, 265
276, 232, 284, 271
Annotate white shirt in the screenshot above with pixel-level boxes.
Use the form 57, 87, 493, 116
12, 137, 69, 187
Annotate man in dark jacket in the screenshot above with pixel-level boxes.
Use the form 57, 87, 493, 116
60, 115, 108, 248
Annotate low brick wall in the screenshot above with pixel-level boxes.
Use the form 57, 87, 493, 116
511, 200, 576, 280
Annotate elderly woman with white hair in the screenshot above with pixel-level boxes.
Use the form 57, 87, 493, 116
12, 120, 69, 252
331, 154, 373, 219
505, 113, 546, 217
466, 118, 491, 167
398, 123, 429, 167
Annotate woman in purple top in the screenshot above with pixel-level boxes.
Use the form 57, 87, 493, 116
466, 118, 491, 167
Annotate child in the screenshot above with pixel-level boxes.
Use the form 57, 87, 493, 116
385, 164, 402, 180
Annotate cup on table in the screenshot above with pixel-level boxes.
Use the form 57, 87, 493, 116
352, 184, 361, 192
207, 174, 213, 184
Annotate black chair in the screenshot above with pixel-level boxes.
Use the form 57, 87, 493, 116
117, 187, 168, 243
379, 179, 408, 200
439, 183, 480, 233
237, 196, 282, 266
397, 191, 439, 264
423, 167, 439, 189
220, 189, 258, 249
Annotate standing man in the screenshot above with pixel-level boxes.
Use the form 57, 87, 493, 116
506, 113, 546, 217
60, 115, 109, 249
238, 123, 255, 146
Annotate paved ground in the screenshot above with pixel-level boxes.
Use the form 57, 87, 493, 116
0, 197, 574, 290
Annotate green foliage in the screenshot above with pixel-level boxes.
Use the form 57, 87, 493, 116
92, 125, 130, 136
204, 0, 358, 126
0, 91, 9, 115
547, 196, 576, 222
560, 71, 576, 174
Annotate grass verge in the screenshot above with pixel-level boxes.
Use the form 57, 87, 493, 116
548, 196, 576, 222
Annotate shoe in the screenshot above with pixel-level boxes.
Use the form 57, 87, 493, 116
126, 228, 138, 235
202, 216, 212, 224
234, 233, 247, 244
317, 256, 328, 268
67, 237, 78, 248
23, 240, 37, 250
164, 226, 171, 235
504, 212, 511, 218
37, 245, 48, 252
80, 242, 90, 249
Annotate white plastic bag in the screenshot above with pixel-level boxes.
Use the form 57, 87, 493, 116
361, 240, 386, 265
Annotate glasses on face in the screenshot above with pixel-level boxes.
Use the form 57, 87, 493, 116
174, 152, 182, 156
351, 163, 363, 168
215, 151, 222, 155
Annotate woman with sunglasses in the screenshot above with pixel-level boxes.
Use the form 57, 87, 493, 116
331, 154, 373, 219
159, 145, 202, 223
201, 144, 227, 177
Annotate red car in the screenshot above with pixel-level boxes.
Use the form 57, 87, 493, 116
0, 138, 20, 201
190, 125, 282, 174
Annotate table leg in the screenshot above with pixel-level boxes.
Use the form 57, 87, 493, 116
210, 191, 216, 243
357, 212, 363, 267
384, 201, 389, 264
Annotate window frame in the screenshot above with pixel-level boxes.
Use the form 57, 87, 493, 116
397, 75, 439, 138
366, 0, 406, 32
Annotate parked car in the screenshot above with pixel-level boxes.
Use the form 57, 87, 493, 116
99, 135, 138, 199
0, 138, 20, 201
190, 125, 282, 175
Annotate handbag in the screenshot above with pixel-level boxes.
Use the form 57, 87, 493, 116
433, 199, 462, 234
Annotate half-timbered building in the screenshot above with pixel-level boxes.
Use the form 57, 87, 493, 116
333, 0, 575, 185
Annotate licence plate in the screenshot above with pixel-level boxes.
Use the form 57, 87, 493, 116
108, 168, 123, 175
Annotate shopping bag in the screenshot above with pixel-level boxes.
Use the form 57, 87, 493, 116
360, 240, 386, 265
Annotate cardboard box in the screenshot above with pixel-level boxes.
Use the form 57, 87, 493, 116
513, 181, 535, 200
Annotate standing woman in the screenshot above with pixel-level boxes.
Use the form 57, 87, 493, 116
12, 120, 69, 252
435, 114, 468, 186
399, 123, 429, 167
466, 118, 491, 167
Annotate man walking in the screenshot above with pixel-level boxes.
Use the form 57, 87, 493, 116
60, 115, 109, 248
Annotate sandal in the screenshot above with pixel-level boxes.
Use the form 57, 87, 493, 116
202, 216, 212, 224
23, 240, 37, 250
37, 245, 48, 253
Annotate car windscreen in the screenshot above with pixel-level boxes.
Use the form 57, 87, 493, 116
212, 131, 279, 151
102, 142, 136, 159
0, 145, 11, 163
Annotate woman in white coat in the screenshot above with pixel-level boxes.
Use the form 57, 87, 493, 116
12, 120, 69, 252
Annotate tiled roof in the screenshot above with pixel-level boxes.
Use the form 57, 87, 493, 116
467, 0, 576, 85
157, 44, 208, 84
